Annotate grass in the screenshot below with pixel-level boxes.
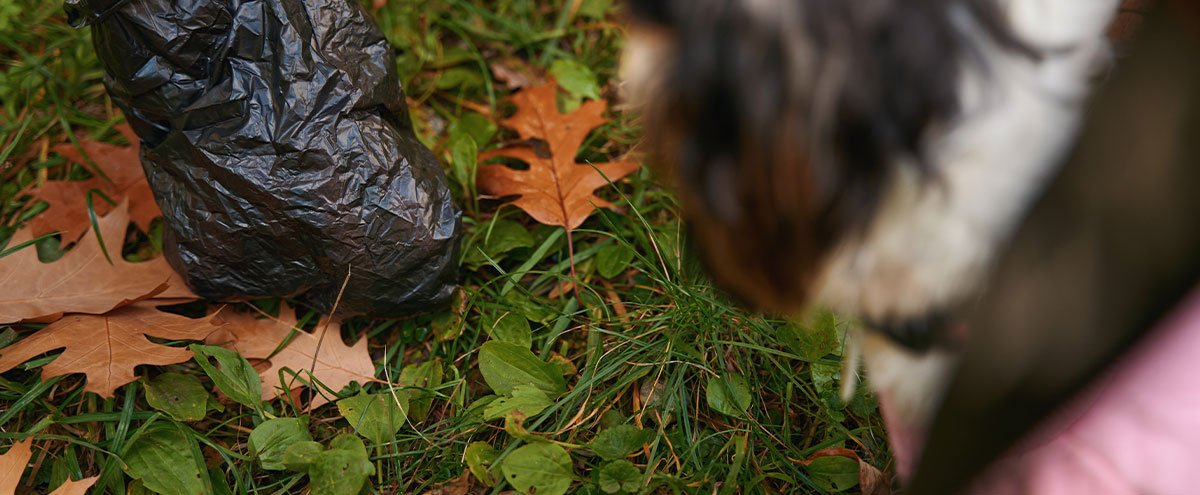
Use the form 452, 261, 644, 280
0, 0, 890, 493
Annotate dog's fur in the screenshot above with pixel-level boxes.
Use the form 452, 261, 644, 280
622, 0, 1119, 456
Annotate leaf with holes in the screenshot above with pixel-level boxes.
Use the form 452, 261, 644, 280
0, 303, 222, 397
0, 202, 181, 324
499, 443, 575, 495
476, 80, 640, 229
143, 372, 211, 422
26, 124, 160, 242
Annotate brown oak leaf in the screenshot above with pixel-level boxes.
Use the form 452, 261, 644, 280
208, 304, 376, 408
476, 80, 640, 229
26, 124, 159, 243
0, 438, 31, 494
0, 439, 98, 495
0, 303, 223, 397
0, 202, 183, 324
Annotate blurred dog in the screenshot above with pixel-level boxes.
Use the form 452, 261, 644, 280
620, 0, 1121, 486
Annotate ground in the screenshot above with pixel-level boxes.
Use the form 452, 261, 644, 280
0, 1, 889, 493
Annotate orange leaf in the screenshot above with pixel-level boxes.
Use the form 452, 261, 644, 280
26, 124, 160, 242
0, 303, 222, 397
0, 202, 184, 324
49, 476, 99, 495
0, 439, 32, 494
476, 80, 640, 229
209, 304, 376, 409
0, 439, 97, 495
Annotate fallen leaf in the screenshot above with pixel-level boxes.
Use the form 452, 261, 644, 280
490, 57, 539, 91
26, 124, 159, 243
0, 202, 182, 324
423, 471, 474, 495
800, 448, 891, 495
49, 476, 99, 495
209, 304, 376, 408
0, 303, 223, 397
476, 80, 640, 229
0, 439, 32, 494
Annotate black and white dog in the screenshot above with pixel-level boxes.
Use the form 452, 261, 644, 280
621, 0, 1200, 492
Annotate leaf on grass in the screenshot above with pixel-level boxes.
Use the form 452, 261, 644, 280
0, 304, 222, 397
0, 202, 182, 324
588, 425, 650, 461
399, 360, 443, 423
49, 476, 99, 495
283, 434, 375, 495
464, 442, 500, 486
337, 391, 408, 445
706, 373, 752, 417
143, 372, 212, 422
478, 341, 566, 396
422, 470, 473, 495
484, 311, 533, 348
0, 438, 32, 494
499, 442, 575, 495
595, 243, 634, 279
483, 384, 552, 420
25, 124, 158, 243
123, 427, 210, 495
476, 80, 640, 229
800, 448, 890, 495
598, 460, 641, 494
207, 304, 376, 408
190, 344, 263, 411
249, 417, 313, 471
1, 439, 98, 495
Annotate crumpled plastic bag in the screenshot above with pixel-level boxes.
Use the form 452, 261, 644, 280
65, 0, 461, 316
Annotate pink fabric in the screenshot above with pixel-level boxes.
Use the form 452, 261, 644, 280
884, 286, 1200, 493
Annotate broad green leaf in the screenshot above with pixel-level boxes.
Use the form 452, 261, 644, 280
282, 441, 324, 471
595, 243, 634, 279
483, 384, 552, 420
399, 360, 443, 423
805, 455, 860, 492
549, 59, 601, 101
337, 391, 408, 445
313, 434, 375, 495
464, 441, 500, 486
499, 443, 575, 495
478, 341, 566, 396
448, 112, 498, 148
282, 435, 375, 495
588, 425, 650, 461
779, 309, 842, 361
598, 460, 641, 494
249, 417, 313, 471
189, 344, 262, 411
486, 311, 533, 348
578, 0, 613, 19
123, 427, 210, 495
705, 373, 752, 417
143, 372, 210, 422
449, 134, 478, 194
466, 219, 536, 268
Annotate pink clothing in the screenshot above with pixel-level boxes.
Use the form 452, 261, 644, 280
889, 286, 1200, 493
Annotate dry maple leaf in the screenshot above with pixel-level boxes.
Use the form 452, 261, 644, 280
0, 439, 98, 495
476, 80, 640, 229
26, 124, 160, 243
208, 304, 376, 408
0, 303, 223, 397
0, 202, 185, 324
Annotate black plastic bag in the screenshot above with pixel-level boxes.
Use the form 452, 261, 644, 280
65, 0, 461, 316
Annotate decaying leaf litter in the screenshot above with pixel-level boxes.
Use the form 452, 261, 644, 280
0, 1, 889, 494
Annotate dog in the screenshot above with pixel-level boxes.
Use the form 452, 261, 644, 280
619, 0, 1200, 491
